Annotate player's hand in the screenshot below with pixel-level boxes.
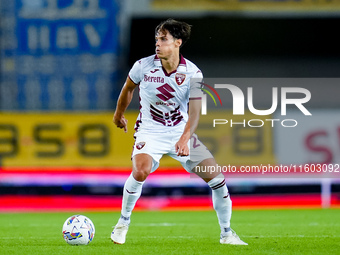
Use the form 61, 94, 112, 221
113, 114, 128, 133
175, 139, 189, 157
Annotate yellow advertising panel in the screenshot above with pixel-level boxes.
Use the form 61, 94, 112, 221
152, 0, 340, 12
0, 111, 275, 167
0, 112, 132, 167
0, 112, 179, 168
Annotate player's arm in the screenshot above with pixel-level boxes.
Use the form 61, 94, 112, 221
175, 98, 201, 156
113, 76, 138, 133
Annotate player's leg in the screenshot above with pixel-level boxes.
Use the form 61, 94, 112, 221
111, 153, 153, 244
112, 130, 166, 244
186, 134, 247, 245
194, 158, 236, 241
194, 159, 247, 245
121, 154, 153, 221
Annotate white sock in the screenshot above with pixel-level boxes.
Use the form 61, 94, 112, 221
207, 174, 232, 234
118, 173, 144, 225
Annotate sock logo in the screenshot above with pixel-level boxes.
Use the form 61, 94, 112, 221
126, 189, 137, 194
224, 227, 231, 233
120, 215, 130, 221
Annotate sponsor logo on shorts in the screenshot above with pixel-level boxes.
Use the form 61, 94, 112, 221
136, 142, 146, 150
175, 73, 186, 86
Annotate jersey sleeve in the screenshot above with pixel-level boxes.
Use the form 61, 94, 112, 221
128, 60, 143, 85
189, 70, 204, 99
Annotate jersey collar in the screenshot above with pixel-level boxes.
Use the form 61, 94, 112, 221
154, 54, 187, 76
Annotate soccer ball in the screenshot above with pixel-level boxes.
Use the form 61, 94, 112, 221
62, 215, 95, 245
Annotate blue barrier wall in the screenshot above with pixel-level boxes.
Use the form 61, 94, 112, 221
0, 0, 121, 110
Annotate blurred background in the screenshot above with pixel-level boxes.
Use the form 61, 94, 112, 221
0, 0, 339, 212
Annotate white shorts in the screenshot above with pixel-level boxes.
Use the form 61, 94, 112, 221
132, 130, 213, 173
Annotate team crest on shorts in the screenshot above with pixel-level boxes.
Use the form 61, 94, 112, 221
175, 73, 186, 86
136, 142, 146, 150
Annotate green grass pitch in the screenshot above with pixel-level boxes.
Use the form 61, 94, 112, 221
0, 209, 339, 255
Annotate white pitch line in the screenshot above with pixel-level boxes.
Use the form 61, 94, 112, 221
140, 236, 194, 239
134, 223, 199, 226
243, 235, 340, 238
136, 235, 340, 239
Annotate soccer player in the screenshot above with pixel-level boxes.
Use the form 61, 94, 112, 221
111, 19, 247, 245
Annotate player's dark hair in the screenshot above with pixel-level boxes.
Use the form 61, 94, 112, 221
155, 19, 191, 47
